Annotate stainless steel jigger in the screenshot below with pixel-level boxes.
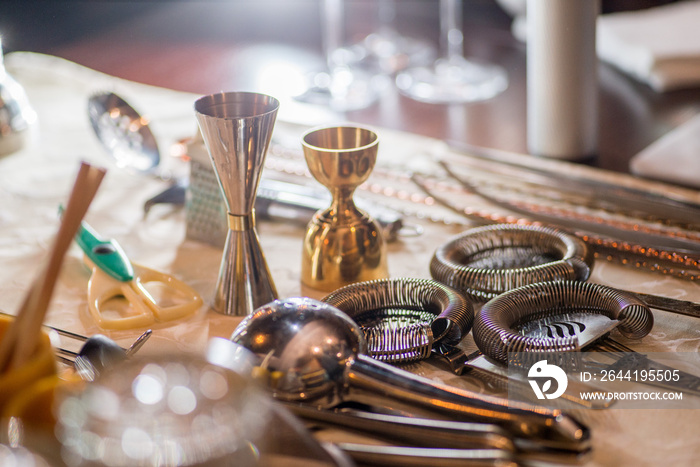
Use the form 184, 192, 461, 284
194, 92, 279, 315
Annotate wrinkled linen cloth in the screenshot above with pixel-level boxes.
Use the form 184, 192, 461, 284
1, 52, 699, 466
630, 111, 700, 188
597, 1, 700, 92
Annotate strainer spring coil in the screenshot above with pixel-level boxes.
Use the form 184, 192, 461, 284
473, 280, 654, 364
322, 278, 474, 363
430, 224, 594, 302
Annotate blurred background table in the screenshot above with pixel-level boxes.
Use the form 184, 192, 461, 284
2, 0, 700, 175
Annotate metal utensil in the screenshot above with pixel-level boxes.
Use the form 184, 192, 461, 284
210, 338, 520, 465
64, 330, 152, 381
0, 311, 150, 378
195, 91, 279, 316
300, 126, 389, 292
337, 444, 516, 467
87, 92, 160, 173
469, 282, 700, 398
438, 159, 700, 255
473, 281, 654, 363
445, 140, 700, 227
0, 38, 36, 156
431, 223, 594, 302
321, 278, 473, 364
431, 223, 700, 318
284, 402, 514, 452
229, 297, 589, 452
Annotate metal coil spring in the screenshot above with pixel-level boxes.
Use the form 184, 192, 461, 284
430, 224, 594, 302
473, 281, 654, 364
358, 308, 435, 362
322, 278, 474, 363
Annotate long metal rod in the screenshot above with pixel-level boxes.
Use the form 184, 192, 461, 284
411, 173, 700, 280
438, 160, 700, 255
283, 402, 514, 451
410, 176, 700, 319
446, 140, 700, 226
631, 293, 700, 319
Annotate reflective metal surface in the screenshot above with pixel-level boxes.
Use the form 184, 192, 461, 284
301, 126, 388, 292
473, 281, 654, 364
87, 92, 160, 173
0, 38, 36, 156
230, 297, 590, 452
194, 92, 279, 315
231, 297, 362, 404
431, 224, 593, 302
321, 277, 473, 363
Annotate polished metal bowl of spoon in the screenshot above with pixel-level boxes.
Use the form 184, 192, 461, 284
87, 92, 160, 173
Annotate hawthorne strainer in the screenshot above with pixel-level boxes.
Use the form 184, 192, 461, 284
322, 278, 473, 364
472, 280, 654, 364
430, 224, 594, 302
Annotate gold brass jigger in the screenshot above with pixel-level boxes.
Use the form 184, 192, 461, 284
301, 126, 389, 292
195, 92, 279, 316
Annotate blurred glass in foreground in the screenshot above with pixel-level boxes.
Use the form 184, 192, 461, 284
57, 347, 351, 466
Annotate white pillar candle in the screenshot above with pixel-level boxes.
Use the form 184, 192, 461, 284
526, 0, 600, 160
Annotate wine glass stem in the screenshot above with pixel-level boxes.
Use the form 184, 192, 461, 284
377, 0, 397, 31
440, 0, 464, 61
323, 0, 344, 72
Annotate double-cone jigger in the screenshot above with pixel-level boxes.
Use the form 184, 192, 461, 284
195, 92, 279, 316
301, 126, 389, 292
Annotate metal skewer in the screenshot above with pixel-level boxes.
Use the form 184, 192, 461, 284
413, 175, 700, 318
437, 160, 700, 255
445, 140, 700, 226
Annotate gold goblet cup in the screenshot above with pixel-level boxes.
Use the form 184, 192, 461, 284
301, 126, 389, 292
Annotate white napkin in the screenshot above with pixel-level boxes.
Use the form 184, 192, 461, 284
630, 111, 700, 186
597, 1, 700, 92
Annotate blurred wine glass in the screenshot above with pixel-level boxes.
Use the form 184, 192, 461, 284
345, 0, 434, 76
396, 0, 508, 103
294, 0, 381, 112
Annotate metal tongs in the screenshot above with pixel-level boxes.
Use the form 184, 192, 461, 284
210, 336, 588, 465
286, 402, 520, 466
221, 299, 591, 465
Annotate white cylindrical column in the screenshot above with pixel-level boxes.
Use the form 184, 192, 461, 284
526, 0, 600, 160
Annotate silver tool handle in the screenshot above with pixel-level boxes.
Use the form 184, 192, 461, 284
632, 291, 700, 319
345, 354, 589, 451
335, 443, 516, 467
283, 402, 514, 451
